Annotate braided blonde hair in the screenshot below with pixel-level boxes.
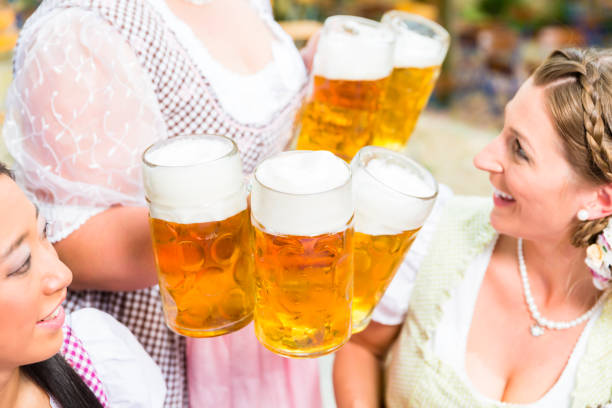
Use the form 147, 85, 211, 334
533, 48, 612, 247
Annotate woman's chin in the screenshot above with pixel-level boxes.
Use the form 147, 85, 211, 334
489, 212, 517, 237
25, 330, 65, 366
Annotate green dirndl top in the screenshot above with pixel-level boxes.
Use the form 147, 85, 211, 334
384, 196, 612, 408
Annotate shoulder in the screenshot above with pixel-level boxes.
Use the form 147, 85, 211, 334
68, 308, 166, 407
18, 3, 107, 38
70, 307, 139, 342
441, 195, 492, 219
14, 6, 118, 68
435, 195, 493, 237
571, 295, 612, 407
248, 0, 273, 16
417, 194, 496, 273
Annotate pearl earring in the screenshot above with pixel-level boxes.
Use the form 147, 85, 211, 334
577, 209, 589, 221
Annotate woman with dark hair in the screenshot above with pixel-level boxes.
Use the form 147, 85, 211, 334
334, 47, 612, 407
0, 162, 165, 407
2, 0, 321, 406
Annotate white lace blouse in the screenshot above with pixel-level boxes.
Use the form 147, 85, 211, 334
3, 0, 307, 243
3, 6, 167, 242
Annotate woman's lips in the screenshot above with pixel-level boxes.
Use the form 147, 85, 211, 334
493, 186, 515, 207
37, 303, 65, 330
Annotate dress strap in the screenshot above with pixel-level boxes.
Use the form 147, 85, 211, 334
61, 325, 109, 407
571, 293, 612, 407
406, 195, 495, 343
384, 196, 496, 407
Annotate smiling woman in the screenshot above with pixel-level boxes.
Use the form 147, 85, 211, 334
1, 0, 318, 404
0, 162, 165, 408
0, 163, 101, 407
333, 47, 612, 408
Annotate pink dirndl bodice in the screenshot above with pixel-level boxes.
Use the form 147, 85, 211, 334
61, 325, 109, 407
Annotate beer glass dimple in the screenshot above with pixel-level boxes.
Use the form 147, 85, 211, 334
251, 150, 354, 358
372, 11, 450, 151
296, 15, 395, 161
142, 134, 254, 338
351, 146, 437, 333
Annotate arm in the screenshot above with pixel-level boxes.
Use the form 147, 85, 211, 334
54, 206, 157, 291
333, 322, 401, 408
300, 28, 320, 73
4, 9, 167, 291
334, 186, 455, 406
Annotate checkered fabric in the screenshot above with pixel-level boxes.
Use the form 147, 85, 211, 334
15, 0, 307, 406
61, 325, 109, 407
63, 288, 187, 406
30, 0, 305, 175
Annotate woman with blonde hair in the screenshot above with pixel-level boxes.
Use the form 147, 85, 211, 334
334, 47, 612, 407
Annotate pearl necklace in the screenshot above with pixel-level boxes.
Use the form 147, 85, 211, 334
518, 238, 605, 337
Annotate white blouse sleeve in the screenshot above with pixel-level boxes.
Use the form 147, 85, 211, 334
371, 183, 454, 326
2, 8, 167, 243
68, 308, 166, 407
249, 0, 274, 16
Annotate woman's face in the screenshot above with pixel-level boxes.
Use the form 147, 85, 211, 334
474, 78, 596, 242
0, 175, 72, 369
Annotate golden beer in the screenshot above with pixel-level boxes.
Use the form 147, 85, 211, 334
372, 65, 441, 150
151, 210, 254, 337
143, 134, 253, 337
372, 11, 449, 151
295, 15, 395, 161
251, 150, 354, 357
351, 146, 437, 332
352, 228, 419, 333
253, 224, 353, 357
297, 76, 390, 160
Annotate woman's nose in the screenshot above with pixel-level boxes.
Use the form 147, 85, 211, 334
42, 249, 73, 295
474, 137, 504, 173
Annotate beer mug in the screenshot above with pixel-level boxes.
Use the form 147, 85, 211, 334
296, 15, 395, 161
351, 146, 437, 332
372, 11, 450, 151
251, 151, 353, 357
142, 135, 254, 337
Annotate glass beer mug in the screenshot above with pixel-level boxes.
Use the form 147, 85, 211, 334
372, 11, 450, 151
295, 15, 395, 161
351, 146, 437, 332
251, 150, 354, 357
142, 134, 254, 337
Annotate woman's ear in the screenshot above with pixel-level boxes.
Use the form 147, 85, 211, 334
584, 184, 612, 219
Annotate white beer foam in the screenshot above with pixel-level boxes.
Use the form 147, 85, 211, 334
145, 136, 233, 166
252, 151, 353, 236
143, 136, 247, 224
353, 156, 436, 235
393, 31, 447, 68
313, 17, 394, 81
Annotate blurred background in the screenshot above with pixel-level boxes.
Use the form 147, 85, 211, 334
274, 0, 611, 196
1, 0, 610, 195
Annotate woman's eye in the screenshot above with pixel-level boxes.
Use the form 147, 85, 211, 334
9, 255, 31, 277
42, 222, 49, 240
37, 218, 49, 242
513, 138, 529, 161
